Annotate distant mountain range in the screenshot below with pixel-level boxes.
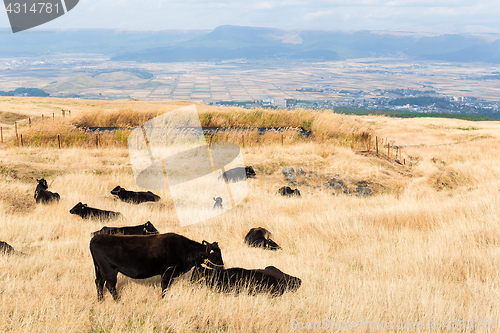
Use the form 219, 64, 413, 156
2, 25, 500, 63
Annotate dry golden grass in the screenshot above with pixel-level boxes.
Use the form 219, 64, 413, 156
1, 99, 500, 332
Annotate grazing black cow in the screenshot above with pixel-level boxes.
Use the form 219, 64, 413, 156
220, 166, 256, 183
244, 227, 281, 250
70, 202, 122, 220
34, 178, 60, 204
191, 265, 301, 296
277, 186, 301, 197
90, 233, 224, 301
91, 221, 159, 236
213, 197, 223, 209
0, 241, 15, 255
110, 186, 160, 204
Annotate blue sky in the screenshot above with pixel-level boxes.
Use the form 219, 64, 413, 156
2, 0, 500, 33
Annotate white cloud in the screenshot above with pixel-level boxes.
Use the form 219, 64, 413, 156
1, 0, 500, 33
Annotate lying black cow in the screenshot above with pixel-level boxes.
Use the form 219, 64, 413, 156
191, 265, 301, 296
0, 241, 15, 255
220, 166, 256, 183
277, 186, 301, 197
70, 202, 122, 220
90, 233, 224, 300
34, 178, 60, 204
244, 227, 281, 250
111, 186, 160, 204
92, 221, 159, 236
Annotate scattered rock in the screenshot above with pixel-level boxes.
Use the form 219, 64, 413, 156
354, 187, 372, 196
282, 167, 296, 180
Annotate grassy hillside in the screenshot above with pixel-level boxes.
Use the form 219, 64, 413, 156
0, 98, 500, 332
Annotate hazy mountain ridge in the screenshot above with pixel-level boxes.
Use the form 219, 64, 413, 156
111, 26, 500, 63
1, 26, 500, 62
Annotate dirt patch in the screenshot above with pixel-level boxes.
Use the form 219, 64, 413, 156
429, 170, 465, 191
0, 187, 35, 214
0, 111, 28, 125
0, 164, 62, 184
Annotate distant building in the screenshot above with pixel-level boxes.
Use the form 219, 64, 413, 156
262, 98, 274, 106
273, 100, 287, 108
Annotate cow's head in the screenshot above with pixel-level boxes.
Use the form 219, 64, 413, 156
143, 221, 159, 234
200, 241, 224, 270
69, 202, 87, 215
110, 186, 123, 196
245, 166, 256, 178
37, 179, 48, 189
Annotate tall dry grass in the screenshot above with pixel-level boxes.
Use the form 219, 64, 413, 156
2, 100, 374, 150
1, 104, 500, 332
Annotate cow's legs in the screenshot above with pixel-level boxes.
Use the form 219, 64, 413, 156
105, 279, 119, 301
93, 261, 105, 301
160, 267, 176, 297
160, 263, 195, 297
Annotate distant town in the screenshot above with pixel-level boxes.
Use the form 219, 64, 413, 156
211, 88, 500, 119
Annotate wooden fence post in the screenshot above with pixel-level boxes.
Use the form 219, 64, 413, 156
96, 134, 99, 148
387, 141, 390, 160
20, 134, 23, 147
57, 134, 61, 149
29, 117, 31, 128
15, 122, 18, 146
376, 136, 378, 155
281, 134, 284, 146
62, 110, 65, 117
242, 134, 245, 148
42, 114, 44, 121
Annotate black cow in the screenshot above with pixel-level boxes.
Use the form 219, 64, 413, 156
213, 197, 223, 209
0, 241, 15, 255
91, 221, 159, 236
220, 166, 256, 183
90, 233, 224, 300
277, 186, 301, 196
70, 202, 122, 220
34, 178, 60, 204
191, 265, 301, 296
244, 227, 281, 250
111, 186, 160, 204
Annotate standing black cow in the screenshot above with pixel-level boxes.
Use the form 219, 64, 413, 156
277, 186, 301, 197
34, 178, 60, 204
244, 227, 281, 250
70, 202, 122, 220
220, 166, 256, 183
191, 265, 301, 296
90, 233, 224, 301
111, 186, 161, 204
91, 221, 159, 236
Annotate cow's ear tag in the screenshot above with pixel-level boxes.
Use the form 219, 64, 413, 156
143, 228, 147, 232
201, 277, 205, 281
202, 240, 208, 245
266, 243, 269, 247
